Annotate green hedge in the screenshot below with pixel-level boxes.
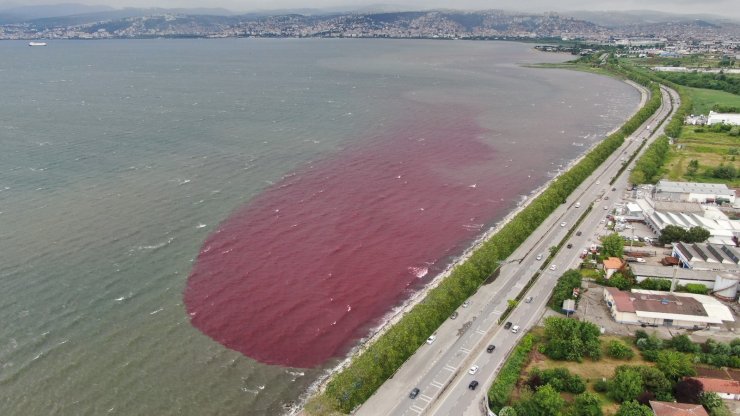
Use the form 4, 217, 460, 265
488, 334, 536, 413
630, 135, 670, 184
319, 68, 663, 414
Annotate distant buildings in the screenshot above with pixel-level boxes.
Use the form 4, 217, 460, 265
603, 288, 735, 328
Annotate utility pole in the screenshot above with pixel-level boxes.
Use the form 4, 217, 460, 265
670, 264, 678, 292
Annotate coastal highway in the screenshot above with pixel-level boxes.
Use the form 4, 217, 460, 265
354, 84, 679, 416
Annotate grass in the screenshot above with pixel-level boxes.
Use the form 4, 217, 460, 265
686, 87, 740, 115
663, 126, 740, 186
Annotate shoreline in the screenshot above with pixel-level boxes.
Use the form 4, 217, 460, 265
292, 74, 649, 415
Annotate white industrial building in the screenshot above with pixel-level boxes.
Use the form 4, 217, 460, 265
631, 264, 740, 301
654, 180, 736, 204
672, 242, 740, 272
707, 111, 740, 126
603, 288, 735, 329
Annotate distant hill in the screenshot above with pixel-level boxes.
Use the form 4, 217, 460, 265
563, 9, 738, 27
0, 3, 113, 23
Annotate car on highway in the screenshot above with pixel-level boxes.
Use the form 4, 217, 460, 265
536, 254, 543, 261
550, 264, 557, 271
604, 196, 609, 200
612, 187, 617, 191
575, 202, 580, 208
596, 180, 600, 185
426, 335, 436, 345
603, 206, 609, 210
468, 381, 479, 390
462, 300, 470, 308
525, 296, 533, 303
511, 325, 520, 333
468, 365, 479, 375
486, 344, 496, 353
560, 221, 567, 227
576, 231, 582, 236
566, 243, 573, 249
449, 311, 458, 320
409, 388, 420, 399
504, 321, 512, 329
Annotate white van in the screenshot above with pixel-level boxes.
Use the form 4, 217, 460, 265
575, 202, 581, 208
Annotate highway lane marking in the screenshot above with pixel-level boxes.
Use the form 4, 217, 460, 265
475, 329, 486, 335
409, 405, 423, 413
460, 347, 471, 353
419, 394, 433, 402
431, 380, 444, 388
444, 364, 456, 372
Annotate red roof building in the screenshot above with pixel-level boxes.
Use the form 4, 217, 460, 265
649, 401, 709, 416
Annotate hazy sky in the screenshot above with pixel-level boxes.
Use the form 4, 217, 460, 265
3, 0, 738, 18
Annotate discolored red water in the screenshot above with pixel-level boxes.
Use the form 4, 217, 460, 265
184, 105, 523, 367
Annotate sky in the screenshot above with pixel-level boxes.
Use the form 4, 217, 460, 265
1, 0, 738, 18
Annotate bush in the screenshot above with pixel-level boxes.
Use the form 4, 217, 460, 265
530, 367, 586, 394
668, 334, 700, 353
615, 400, 653, 416
542, 316, 602, 362
593, 379, 609, 393
573, 392, 604, 416
674, 378, 704, 404
610, 368, 644, 403
656, 350, 696, 380
488, 334, 535, 413
637, 278, 672, 291
608, 340, 635, 360
550, 269, 583, 313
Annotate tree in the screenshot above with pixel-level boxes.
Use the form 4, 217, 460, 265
701, 392, 724, 413
615, 400, 653, 416
542, 316, 602, 362
669, 334, 700, 353
687, 159, 699, 176
713, 164, 737, 180
498, 406, 518, 416
573, 392, 603, 416
656, 350, 696, 380
549, 270, 582, 313
636, 390, 655, 406
608, 273, 634, 290
674, 378, 703, 404
686, 226, 711, 243
659, 225, 688, 245
610, 368, 644, 403
607, 340, 635, 360
602, 233, 625, 258
531, 384, 566, 416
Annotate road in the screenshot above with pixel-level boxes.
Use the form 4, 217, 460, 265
354, 83, 679, 416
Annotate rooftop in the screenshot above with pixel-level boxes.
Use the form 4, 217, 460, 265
674, 242, 740, 271
692, 377, 740, 395
631, 264, 718, 282
604, 257, 624, 270
649, 401, 708, 416
605, 287, 636, 312
656, 180, 735, 197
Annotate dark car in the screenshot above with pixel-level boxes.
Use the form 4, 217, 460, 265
566, 243, 573, 249
469, 381, 479, 390
612, 187, 617, 191
450, 311, 458, 320
486, 344, 496, 353
576, 231, 582, 236
409, 388, 420, 399
504, 321, 512, 330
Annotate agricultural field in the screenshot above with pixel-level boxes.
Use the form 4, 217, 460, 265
664, 126, 740, 187
687, 87, 740, 115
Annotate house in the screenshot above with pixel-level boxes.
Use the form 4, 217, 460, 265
649, 400, 709, 416
603, 288, 735, 328
692, 377, 740, 400
604, 257, 625, 279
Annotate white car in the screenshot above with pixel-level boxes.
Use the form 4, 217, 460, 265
603, 206, 609, 210
426, 335, 437, 345
636, 258, 646, 263
536, 254, 543, 261
560, 222, 567, 227
511, 325, 520, 333
468, 365, 479, 375
462, 300, 470, 308
550, 264, 557, 271
596, 180, 600, 185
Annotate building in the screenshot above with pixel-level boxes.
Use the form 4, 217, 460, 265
631, 264, 739, 301
604, 257, 625, 279
691, 377, 740, 400
708, 111, 740, 126
603, 288, 735, 328
649, 400, 709, 416
655, 180, 736, 204
644, 210, 740, 246
672, 242, 740, 272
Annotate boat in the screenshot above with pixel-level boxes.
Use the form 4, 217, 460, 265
28, 42, 47, 46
